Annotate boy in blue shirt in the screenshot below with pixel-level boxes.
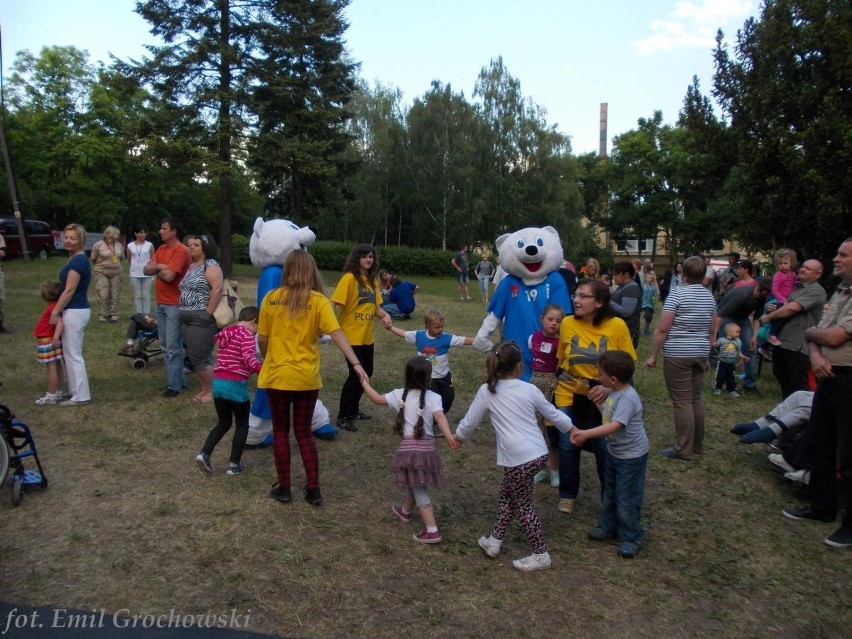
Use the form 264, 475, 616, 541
570, 350, 649, 558
381, 276, 418, 320
387, 309, 473, 414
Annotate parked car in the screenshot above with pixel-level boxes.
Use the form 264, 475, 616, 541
0, 218, 54, 259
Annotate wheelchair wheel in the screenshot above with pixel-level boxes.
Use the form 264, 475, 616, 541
132, 357, 147, 370
0, 440, 9, 492
11, 476, 23, 506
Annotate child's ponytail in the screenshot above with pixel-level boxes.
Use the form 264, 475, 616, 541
486, 340, 522, 394
395, 357, 433, 439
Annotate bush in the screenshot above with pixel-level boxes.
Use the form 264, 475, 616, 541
310, 242, 462, 277
232, 238, 472, 277
232, 233, 250, 264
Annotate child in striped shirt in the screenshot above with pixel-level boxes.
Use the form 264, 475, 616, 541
196, 306, 263, 476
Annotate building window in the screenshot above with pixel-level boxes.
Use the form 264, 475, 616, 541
616, 238, 653, 253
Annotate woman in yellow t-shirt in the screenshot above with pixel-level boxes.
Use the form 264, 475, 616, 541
330, 244, 393, 432
259, 251, 366, 507
554, 279, 636, 516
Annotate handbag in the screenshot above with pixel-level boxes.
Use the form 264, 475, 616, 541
213, 280, 244, 329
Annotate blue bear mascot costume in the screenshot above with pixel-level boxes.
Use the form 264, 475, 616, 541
473, 226, 573, 380
245, 217, 339, 446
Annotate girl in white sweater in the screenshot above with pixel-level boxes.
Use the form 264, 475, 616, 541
453, 340, 574, 571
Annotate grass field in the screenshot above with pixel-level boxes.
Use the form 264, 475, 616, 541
0, 257, 849, 638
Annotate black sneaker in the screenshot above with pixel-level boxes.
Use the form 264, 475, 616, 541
825, 526, 852, 548
162, 387, 181, 398
354, 411, 372, 420
269, 484, 292, 503
195, 452, 213, 474
336, 417, 357, 432
782, 508, 835, 523
304, 486, 323, 506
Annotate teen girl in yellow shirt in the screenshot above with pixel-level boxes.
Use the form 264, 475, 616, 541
331, 244, 393, 432
259, 250, 366, 506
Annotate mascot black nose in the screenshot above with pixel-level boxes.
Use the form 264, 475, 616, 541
525, 245, 539, 256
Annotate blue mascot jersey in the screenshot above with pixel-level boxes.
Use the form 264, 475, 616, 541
251, 264, 283, 419
487, 272, 573, 381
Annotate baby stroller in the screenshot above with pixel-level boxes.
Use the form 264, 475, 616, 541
117, 315, 163, 370
0, 404, 48, 507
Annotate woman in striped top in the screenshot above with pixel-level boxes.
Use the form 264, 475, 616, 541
645, 255, 717, 461
179, 234, 223, 403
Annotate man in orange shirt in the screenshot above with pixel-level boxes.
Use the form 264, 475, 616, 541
144, 217, 191, 397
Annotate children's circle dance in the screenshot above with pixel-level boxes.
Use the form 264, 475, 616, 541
177, 244, 648, 570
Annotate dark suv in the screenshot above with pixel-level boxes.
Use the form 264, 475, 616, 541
0, 218, 54, 259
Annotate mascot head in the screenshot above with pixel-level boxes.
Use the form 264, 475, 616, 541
495, 226, 563, 286
249, 217, 316, 269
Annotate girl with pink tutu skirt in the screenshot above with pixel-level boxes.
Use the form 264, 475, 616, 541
361, 356, 457, 543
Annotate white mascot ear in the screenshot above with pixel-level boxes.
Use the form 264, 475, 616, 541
297, 225, 317, 248
253, 217, 264, 236
495, 233, 511, 252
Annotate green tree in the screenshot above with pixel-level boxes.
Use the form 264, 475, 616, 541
3, 46, 97, 227
605, 112, 677, 259
127, 0, 356, 273
402, 81, 488, 249
664, 76, 734, 257
473, 56, 582, 242
341, 80, 408, 244
712, 0, 852, 262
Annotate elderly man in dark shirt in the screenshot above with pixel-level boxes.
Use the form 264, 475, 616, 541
756, 259, 826, 398
712, 278, 772, 392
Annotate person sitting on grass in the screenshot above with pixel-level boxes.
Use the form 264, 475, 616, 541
380, 276, 418, 320
731, 389, 814, 445
360, 356, 456, 544
195, 306, 263, 477
570, 350, 649, 558
386, 309, 473, 415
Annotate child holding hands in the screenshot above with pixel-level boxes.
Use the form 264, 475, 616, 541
454, 340, 574, 571
361, 357, 457, 544
196, 306, 263, 476
528, 304, 565, 487
33, 281, 65, 405
386, 309, 473, 414
570, 350, 649, 558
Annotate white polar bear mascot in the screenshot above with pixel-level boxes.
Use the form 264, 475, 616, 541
473, 226, 573, 381
245, 217, 340, 446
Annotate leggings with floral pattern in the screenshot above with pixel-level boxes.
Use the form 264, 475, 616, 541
491, 455, 548, 554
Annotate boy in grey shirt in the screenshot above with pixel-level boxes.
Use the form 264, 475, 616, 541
571, 350, 648, 558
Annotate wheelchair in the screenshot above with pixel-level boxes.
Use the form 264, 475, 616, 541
0, 404, 48, 507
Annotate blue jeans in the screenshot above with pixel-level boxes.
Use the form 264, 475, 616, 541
598, 451, 648, 545
719, 317, 755, 389
557, 402, 606, 500
156, 303, 185, 391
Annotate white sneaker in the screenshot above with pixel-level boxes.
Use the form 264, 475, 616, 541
784, 469, 810, 485
550, 471, 560, 488
713, 389, 721, 396
533, 469, 549, 483
478, 535, 502, 558
730, 390, 741, 398
768, 453, 795, 474
512, 552, 552, 572
35, 393, 58, 405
